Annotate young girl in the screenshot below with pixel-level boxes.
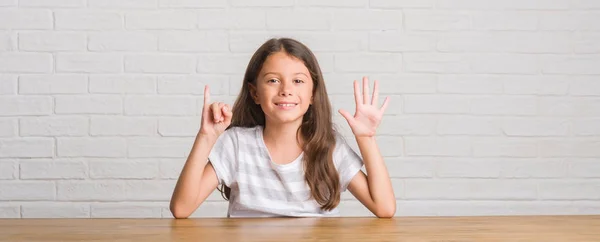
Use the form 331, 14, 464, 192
169, 38, 395, 218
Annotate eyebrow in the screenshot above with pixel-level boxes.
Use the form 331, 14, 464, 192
262, 72, 309, 78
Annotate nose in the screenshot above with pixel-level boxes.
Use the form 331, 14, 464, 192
279, 80, 293, 97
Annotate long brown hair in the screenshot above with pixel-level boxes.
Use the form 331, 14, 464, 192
217, 37, 341, 211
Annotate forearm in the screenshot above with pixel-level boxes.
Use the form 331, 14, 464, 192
355, 136, 396, 210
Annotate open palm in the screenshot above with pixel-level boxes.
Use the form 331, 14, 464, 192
339, 77, 390, 138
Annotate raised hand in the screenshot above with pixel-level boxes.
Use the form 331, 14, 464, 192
338, 77, 390, 138
199, 85, 232, 138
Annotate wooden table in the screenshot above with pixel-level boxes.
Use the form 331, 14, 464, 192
1, 215, 599, 241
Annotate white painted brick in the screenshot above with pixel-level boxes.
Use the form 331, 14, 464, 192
334, 53, 401, 73
19, 0, 85, 7
22, 203, 89, 218
20, 160, 87, 179
385, 158, 434, 178
55, 10, 123, 30
128, 137, 192, 158
197, 54, 251, 74
541, 55, 600, 75
379, 116, 436, 135
230, 0, 293, 7
55, 95, 122, 114
503, 75, 569, 95
471, 11, 537, 30
91, 203, 163, 218
404, 53, 470, 73
471, 54, 538, 74
89, 159, 158, 179
299, 0, 366, 8
405, 179, 537, 200
267, 10, 331, 30
0, 118, 17, 137
157, 75, 227, 95
500, 158, 566, 178
125, 11, 196, 30
312, 52, 335, 73
330, 95, 402, 117
540, 13, 600, 31
158, 158, 185, 179
538, 97, 600, 117
56, 53, 123, 73
0, 97, 52, 116
0, 205, 19, 218
125, 54, 195, 74
370, 0, 433, 8
20, 116, 88, 137
198, 9, 266, 30
328, 74, 436, 95
471, 96, 537, 116
332, 10, 402, 30
0, 75, 17, 94
124, 96, 196, 116
571, 76, 600, 96
0, 181, 55, 200
437, 116, 501, 135
396, 201, 600, 216
342, 178, 403, 200
405, 137, 471, 156
436, 159, 501, 178
539, 139, 600, 157
502, 118, 569, 137
0, 138, 53, 158
89, 75, 156, 94
57, 138, 126, 158
573, 0, 600, 9
569, 159, 600, 178
57, 180, 174, 201
19, 74, 87, 94
89, 0, 158, 8
472, 138, 537, 157
405, 10, 470, 30
0, 32, 13, 51
270, 32, 369, 52
337, 200, 374, 217
89, 32, 157, 52
435, 0, 570, 10
404, 95, 470, 114
228, 32, 273, 53
0, 53, 52, 73
437, 75, 503, 94
573, 118, 600, 136
0, 160, 17, 179
163, 200, 229, 218
438, 32, 572, 54
158, 31, 228, 52
159, 0, 225, 8
158, 117, 200, 137
539, 181, 600, 200
0, 0, 16, 6
19, 32, 86, 51
370, 32, 435, 52
90, 116, 156, 136
0, 9, 53, 30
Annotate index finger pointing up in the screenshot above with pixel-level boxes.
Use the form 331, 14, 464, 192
203, 85, 210, 106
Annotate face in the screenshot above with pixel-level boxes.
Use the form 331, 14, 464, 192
250, 51, 314, 126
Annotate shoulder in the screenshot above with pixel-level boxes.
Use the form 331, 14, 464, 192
221, 125, 261, 141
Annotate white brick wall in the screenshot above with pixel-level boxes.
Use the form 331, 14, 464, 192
0, 0, 599, 218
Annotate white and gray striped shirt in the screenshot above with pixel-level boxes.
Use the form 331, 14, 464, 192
208, 125, 364, 218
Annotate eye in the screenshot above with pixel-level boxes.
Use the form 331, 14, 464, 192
294, 79, 304, 83
268, 79, 279, 83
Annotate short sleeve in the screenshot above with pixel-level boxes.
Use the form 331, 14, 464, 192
207, 128, 238, 187
333, 134, 364, 192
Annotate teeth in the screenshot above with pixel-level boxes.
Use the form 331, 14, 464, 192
277, 103, 296, 107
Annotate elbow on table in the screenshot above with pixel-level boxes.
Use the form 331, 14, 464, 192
374, 202, 396, 218
170, 203, 192, 219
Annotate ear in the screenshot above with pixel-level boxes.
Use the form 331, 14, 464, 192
248, 83, 259, 104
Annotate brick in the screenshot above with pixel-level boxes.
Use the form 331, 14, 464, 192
334, 53, 401, 73
405, 137, 471, 156
158, 117, 200, 137
436, 159, 501, 178
157, 75, 228, 95
328, 74, 437, 95
230, 0, 293, 7
57, 180, 175, 201
0, 118, 17, 137
0, 75, 18, 94
159, 0, 224, 8
124, 96, 196, 116
379, 116, 436, 135
396, 201, 599, 216
0, 138, 54, 158
470, 54, 538, 74
20, 117, 88, 137
19, 74, 87, 94
198, 9, 266, 30
385, 158, 434, 178
569, 159, 600, 178
404, 95, 470, 114
0, 0, 16, 6
57, 138, 127, 157
437, 75, 503, 94
0, 31, 14, 51
500, 158, 566, 178
575, 32, 600, 54
538, 181, 600, 200
502, 118, 569, 137
89, 32, 157, 51
22, 203, 89, 218
55, 10, 123, 30
0, 53, 52, 73
435, 0, 569, 10
0, 181, 55, 200
333, 10, 402, 30
89, 74, 156, 94
0, 160, 17, 179
404, 179, 538, 200
89, 159, 158, 179
370, 32, 435, 52
20, 160, 87, 179
0, 205, 20, 218
158, 31, 228, 52
0, 9, 53, 30
55, 95, 122, 114
126, 11, 196, 30
437, 116, 501, 135
0, 97, 52, 116
197, 54, 252, 74
56, 53, 123, 73
472, 138, 537, 157
92, 203, 163, 218
539, 139, 600, 157
438, 32, 571, 54
163, 201, 229, 218
89, 0, 158, 8
573, 118, 600, 136
370, 0, 433, 8
471, 96, 537, 116
128, 137, 192, 158
267, 10, 331, 30
125, 54, 196, 74
404, 53, 470, 73
538, 97, 600, 117
541, 55, 600, 75
405, 10, 470, 30
158, 158, 185, 179
503, 75, 569, 95
19, 0, 85, 7
540, 13, 600, 31
19, 32, 86, 51
90, 116, 156, 136
472, 11, 537, 30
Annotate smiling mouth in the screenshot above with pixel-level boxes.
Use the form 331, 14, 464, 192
275, 103, 298, 107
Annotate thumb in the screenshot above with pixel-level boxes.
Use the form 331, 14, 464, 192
338, 109, 354, 125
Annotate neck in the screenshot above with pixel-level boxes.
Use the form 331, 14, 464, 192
263, 119, 303, 147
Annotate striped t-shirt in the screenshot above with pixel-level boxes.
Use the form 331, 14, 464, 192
207, 125, 364, 217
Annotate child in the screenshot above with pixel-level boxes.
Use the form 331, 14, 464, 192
169, 38, 395, 218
